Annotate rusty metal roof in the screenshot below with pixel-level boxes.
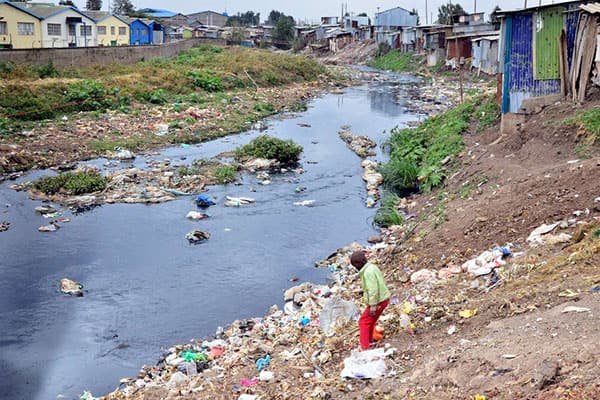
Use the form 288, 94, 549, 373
580, 3, 600, 13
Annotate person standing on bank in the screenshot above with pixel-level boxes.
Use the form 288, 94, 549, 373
350, 250, 391, 350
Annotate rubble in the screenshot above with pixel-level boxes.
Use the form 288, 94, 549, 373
60, 278, 83, 296
361, 160, 383, 208
0, 221, 9, 232
185, 230, 210, 244
338, 129, 377, 158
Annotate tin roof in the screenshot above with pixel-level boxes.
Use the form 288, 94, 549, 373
580, 2, 600, 13
496, 0, 590, 16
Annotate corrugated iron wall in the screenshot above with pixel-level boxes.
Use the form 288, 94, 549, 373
566, 4, 581, 69
534, 7, 564, 79
505, 13, 560, 113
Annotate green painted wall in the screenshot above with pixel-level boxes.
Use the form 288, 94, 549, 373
534, 7, 564, 80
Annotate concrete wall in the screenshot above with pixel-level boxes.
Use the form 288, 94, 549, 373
0, 38, 226, 68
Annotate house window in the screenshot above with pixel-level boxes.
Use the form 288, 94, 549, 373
68, 24, 76, 36
17, 22, 34, 36
98, 26, 106, 35
111, 26, 115, 35
0, 22, 7, 35
118, 27, 126, 35
80, 25, 92, 36
47, 23, 61, 36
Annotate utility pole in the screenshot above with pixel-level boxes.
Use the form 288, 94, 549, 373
474, 0, 477, 13
425, 0, 428, 24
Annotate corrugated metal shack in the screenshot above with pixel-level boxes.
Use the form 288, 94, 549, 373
374, 6, 418, 49
571, 3, 600, 101
498, 1, 593, 114
472, 35, 500, 75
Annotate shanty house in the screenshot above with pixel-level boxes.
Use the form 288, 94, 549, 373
472, 35, 500, 74
144, 20, 164, 44
84, 11, 129, 46
0, 0, 42, 49
498, 1, 589, 114
374, 7, 418, 49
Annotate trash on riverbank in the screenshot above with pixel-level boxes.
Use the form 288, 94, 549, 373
195, 194, 216, 207
0, 221, 9, 232
340, 347, 395, 379
185, 230, 210, 244
39, 222, 60, 232
108, 148, 135, 161
225, 196, 255, 207
186, 211, 209, 221
35, 205, 57, 214
338, 129, 377, 158
293, 199, 315, 207
60, 278, 83, 296
362, 160, 383, 208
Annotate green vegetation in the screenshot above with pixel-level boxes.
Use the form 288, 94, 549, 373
368, 51, 421, 73
575, 142, 592, 159
381, 95, 497, 194
213, 164, 237, 184
253, 102, 276, 113
34, 171, 109, 195
234, 135, 303, 165
0, 45, 327, 126
476, 95, 501, 132
373, 194, 405, 228
565, 108, 600, 143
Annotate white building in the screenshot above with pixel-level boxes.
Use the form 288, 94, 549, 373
24, 3, 97, 48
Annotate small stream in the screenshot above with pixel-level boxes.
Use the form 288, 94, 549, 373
0, 71, 421, 400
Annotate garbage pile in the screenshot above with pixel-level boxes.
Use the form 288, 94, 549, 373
0, 221, 10, 232
338, 129, 376, 158
362, 160, 383, 208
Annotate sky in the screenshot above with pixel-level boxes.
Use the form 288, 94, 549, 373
72, 0, 577, 24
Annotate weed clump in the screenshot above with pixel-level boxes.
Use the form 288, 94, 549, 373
368, 51, 420, 72
566, 108, 600, 143
373, 194, 405, 228
186, 71, 224, 92
253, 102, 275, 113
34, 171, 109, 195
213, 164, 237, 183
234, 135, 303, 165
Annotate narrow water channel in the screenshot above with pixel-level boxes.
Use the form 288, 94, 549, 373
0, 73, 420, 400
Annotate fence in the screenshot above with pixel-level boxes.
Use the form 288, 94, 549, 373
0, 38, 227, 69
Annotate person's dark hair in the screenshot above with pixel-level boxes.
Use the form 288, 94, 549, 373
350, 251, 367, 269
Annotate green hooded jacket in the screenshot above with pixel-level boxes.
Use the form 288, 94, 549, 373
359, 262, 391, 306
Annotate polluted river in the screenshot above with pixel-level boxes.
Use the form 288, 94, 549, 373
0, 71, 422, 400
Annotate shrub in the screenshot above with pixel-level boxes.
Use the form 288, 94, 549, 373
379, 157, 419, 193
186, 71, 223, 92
566, 108, 600, 143
65, 80, 113, 111
373, 194, 405, 228
34, 171, 108, 195
234, 135, 303, 165
253, 102, 275, 113
137, 88, 168, 104
213, 164, 237, 183
31, 62, 59, 79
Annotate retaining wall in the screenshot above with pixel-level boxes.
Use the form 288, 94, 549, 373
0, 38, 227, 68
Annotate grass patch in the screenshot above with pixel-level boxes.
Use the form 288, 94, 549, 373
234, 135, 303, 165
373, 194, 405, 228
34, 171, 109, 195
368, 51, 420, 72
565, 108, 600, 143
213, 164, 237, 183
254, 102, 275, 113
475, 95, 500, 132
0, 45, 328, 123
575, 142, 592, 159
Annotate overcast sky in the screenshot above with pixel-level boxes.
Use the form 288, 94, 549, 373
72, 0, 576, 24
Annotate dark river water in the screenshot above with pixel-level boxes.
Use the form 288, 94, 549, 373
0, 73, 420, 400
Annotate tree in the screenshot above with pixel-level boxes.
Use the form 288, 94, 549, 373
437, 2, 467, 25
86, 0, 102, 11
358, 12, 368, 17
227, 11, 260, 27
411, 8, 420, 25
59, 0, 77, 6
272, 16, 294, 48
490, 5, 501, 24
112, 0, 134, 15
267, 10, 294, 26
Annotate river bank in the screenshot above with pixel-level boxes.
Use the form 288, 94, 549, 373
94, 67, 600, 400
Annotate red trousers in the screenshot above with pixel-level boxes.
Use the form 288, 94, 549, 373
358, 298, 389, 350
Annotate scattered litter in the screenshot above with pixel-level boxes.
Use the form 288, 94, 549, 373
109, 148, 135, 161
462, 246, 510, 277
527, 223, 572, 247
293, 200, 316, 207
186, 211, 209, 221
459, 309, 477, 319
61, 278, 83, 297
155, 123, 169, 136
558, 289, 578, 298
567, 159, 580, 164
238, 394, 257, 400
410, 269, 436, 284
341, 347, 395, 379
319, 297, 359, 334
0, 221, 10, 232
259, 370, 274, 382
225, 196, 255, 207
502, 354, 517, 359
186, 230, 210, 243
39, 222, 60, 232
361, 160, 383, 207
80, 391, 97, 400
195, 194, 216, 208
256, 354, 271, 372
447, 325, 457, 335
35, 205, 56, 214
561, 306, 591, 313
